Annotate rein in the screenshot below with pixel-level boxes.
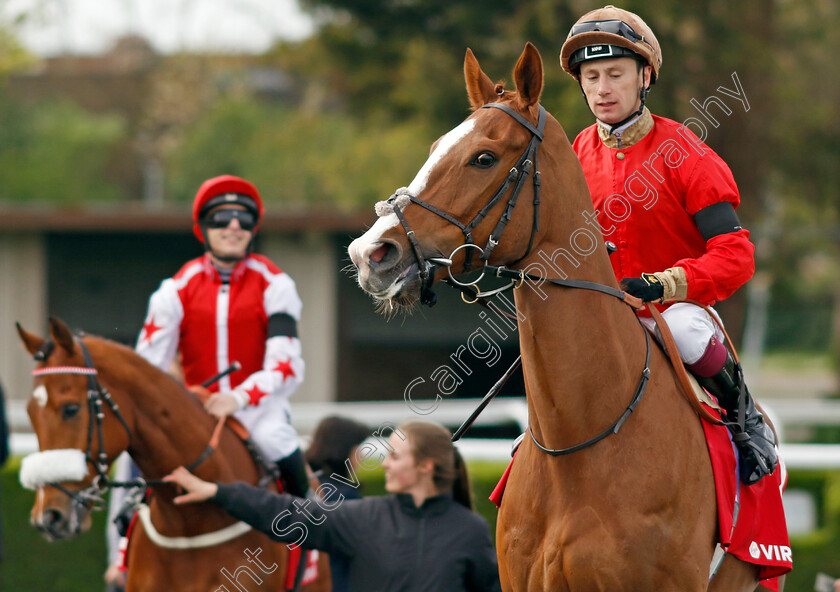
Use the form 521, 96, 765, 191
445, 256, 653, 455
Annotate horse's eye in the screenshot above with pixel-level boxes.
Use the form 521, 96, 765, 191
472, 152, 496, 168
61, 403, 81, 420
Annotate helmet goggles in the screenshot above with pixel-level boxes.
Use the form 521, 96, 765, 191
569, 19, 645, 44
205, 208, 257, 231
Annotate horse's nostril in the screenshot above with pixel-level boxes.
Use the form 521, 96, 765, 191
369, 243, 391, 264
43, 508, 64, 529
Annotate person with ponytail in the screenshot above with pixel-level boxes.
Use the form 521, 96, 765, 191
164, 420, 501, 592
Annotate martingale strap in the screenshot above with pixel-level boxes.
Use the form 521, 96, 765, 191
447, 255, 658, 454
527, 315, 652, 456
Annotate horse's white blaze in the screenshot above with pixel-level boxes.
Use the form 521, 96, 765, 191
348, 118, 476, 283
34, 487, 45, 523
33, 385, 48, 407
407, 118, 475, 195
357, 212, 399, 250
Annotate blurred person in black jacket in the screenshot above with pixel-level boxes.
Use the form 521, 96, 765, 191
165, 420, 502, 592
305, 416, 372, 592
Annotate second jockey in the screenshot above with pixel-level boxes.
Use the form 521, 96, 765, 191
136, 174, 310, 498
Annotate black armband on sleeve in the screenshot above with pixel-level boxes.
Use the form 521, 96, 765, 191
268, 313, 298, 338
693, 202, 743, 241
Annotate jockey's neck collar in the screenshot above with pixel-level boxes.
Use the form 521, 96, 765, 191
597, 107, 654, 149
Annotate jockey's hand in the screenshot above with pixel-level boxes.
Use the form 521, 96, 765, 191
620, 273, 665, 303
187, 384, 212, 404
204, 392, 240, 418
104, 564, 125, 587
163, 466, 218, 504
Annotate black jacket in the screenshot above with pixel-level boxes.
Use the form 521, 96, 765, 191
317, 474, 361, 592
213, 482, 502, 592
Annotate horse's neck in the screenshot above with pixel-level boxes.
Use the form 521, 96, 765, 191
89, 339, 238, 483
512, 154, 649, 445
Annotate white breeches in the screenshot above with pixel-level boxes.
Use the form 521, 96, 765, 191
234, 397, 300, 461
639, 302, 725, 365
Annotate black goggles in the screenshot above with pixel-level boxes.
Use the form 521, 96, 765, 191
570, 19, 644, 43
205, 208, 257, 231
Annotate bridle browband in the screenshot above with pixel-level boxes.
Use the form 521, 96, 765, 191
386, 102, 546, 306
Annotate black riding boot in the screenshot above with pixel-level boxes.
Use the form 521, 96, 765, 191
695, 353, 778, 485
276, 448, 311, 498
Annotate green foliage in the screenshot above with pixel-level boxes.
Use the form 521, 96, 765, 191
784, 470, 840, 591
0, 6, 34, 74
0, 458, 108, 592
0, 95, 126, 204
165, 97, 434, 209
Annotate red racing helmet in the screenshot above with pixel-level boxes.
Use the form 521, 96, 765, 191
192, 175, 264, 243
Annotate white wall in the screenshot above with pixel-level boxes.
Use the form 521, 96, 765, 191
0, 232, 47, 411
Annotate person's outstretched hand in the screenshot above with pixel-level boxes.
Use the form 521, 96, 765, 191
163, 466, 218, 504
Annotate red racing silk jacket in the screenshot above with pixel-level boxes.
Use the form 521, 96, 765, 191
572, 112, 755, 307
136, 253, 304, 409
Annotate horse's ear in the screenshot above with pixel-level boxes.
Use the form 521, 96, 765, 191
513, 42, 544, 109
464, 48, 497, 110
49, 317, 76, 354
16, 322, 46, 356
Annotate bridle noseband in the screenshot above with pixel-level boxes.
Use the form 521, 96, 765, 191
383, 102, 547, 306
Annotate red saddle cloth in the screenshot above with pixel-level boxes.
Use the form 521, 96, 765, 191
489, 405, 792, 589
285, 547, 320, 590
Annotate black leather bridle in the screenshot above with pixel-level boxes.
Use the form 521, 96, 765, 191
31, 339, 133, 510
376, 101, 655, 456
30, 338, 226, 508
385, 102, 547, 306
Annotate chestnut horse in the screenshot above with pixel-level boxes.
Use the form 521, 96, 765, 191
348, 44, 780, 592
16, 318, 330, 592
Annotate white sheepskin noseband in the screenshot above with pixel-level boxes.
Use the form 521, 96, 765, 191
20, 449, 89, 490
374, 190, 411, 218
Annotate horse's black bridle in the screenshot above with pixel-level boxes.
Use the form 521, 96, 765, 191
386, 102, 547, 306
31, 338, 133, 510
30, 338, 223, 510
377, 100, 655, 456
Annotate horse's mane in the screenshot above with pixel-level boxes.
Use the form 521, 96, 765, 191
81, 333, 204, 410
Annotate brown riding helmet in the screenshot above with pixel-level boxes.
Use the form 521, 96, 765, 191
560, 5, 662, 82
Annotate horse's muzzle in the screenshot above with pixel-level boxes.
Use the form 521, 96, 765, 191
33, 502, 90, 540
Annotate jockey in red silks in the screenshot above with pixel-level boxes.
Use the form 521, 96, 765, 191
560, 5, 777, 486
136, 174, 310, 497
